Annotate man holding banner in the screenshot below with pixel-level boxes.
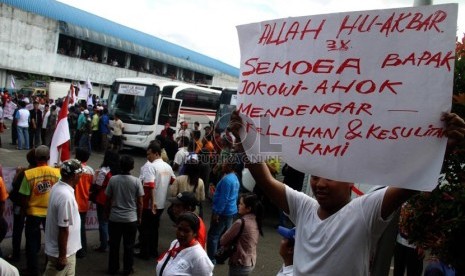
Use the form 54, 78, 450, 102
233, 3, 463, 275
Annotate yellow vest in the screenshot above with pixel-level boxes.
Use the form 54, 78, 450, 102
24, 166, 61, 217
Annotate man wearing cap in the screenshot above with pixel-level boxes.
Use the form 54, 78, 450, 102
167, 191, 206, 249
29, 100, 42, 148
177, 121, 191, 141
44, 159, 83, 275
276, 226, 295, 276
19, 145, 61, 276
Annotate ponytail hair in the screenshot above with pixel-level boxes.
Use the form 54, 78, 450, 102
240, 192, 264, 236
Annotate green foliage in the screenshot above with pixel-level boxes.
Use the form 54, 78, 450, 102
401, 34, 465, 272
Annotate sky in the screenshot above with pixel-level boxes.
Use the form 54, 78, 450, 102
57, 0, 465, 68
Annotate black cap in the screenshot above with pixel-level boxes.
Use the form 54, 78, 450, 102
168, 192, 199, 207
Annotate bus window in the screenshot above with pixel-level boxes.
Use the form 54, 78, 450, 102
175, 88, 220, 110
157, 98, 181, 127
161, 85, 177, 98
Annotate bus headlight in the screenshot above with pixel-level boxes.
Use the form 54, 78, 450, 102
137, 131, 153, 136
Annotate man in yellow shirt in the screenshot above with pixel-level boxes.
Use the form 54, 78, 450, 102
19, 146, 61, 276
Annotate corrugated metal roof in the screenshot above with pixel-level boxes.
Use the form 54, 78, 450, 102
1, 0, 240, 77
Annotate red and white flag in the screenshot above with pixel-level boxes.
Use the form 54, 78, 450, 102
49, 85, 72, 166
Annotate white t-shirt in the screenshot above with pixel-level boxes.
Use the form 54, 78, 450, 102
0, 258, 19, 276
42, 110, 50, 129
45, 181, 81, 258
276, 265, 293, 276
156, 240, 213, 276
139, 161, 156, 184
152, 159, 175, 209
286, 186, 391, 276
173, 147, 189, 166
16, 108, 30, 127
112, 119, 124, 136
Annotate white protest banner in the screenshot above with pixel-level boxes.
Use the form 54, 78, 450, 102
236, 4, 458, 191
3, 101, 17, 120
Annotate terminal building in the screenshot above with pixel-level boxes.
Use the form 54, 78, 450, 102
0, 0, 240, 96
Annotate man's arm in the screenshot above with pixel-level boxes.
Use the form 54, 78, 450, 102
229, 111, 289, 213
248, 163, 289, 213
57, 226, 69, 271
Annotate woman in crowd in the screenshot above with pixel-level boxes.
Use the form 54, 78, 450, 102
91, 150, 120, 252
156, 212, 213, 276
220, 193, 264, 276
170, 156, 205, 216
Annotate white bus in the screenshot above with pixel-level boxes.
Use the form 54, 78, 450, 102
107, 77, 220, 149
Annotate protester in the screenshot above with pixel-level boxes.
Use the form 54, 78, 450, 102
74, 148, 95, 258
136, 143, 159, 260
170, 155, 205, 207
44, 159, 83, 275
172, 136, 189, 172
156, 212, 213, 276
29, 101, 42, 148
5, 149, 36, 263
229, 110, 465, 275
40, 104, 50, 146
219, 192, 264, 275
147, 142, 175, 258
16, 101, 30, 150
91, 150, 120, 252
111, 113, 124, 152
276, 226, 295, 276
99, 108, 110, 152
166, 191, 206, 249
18, 146, 61, 276
45, 105, 57, 147
105, 155, 143, 275
207, 153, 240, 264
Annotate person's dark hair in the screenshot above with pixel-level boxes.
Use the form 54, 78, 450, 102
51, 105, 57, 111
119, 155, 134, 173
101, 150, 120, 175
180, 136, 190, 147
193, 130, 201, 140
240, 192, 264, 236
184, 159, 200, 192
26, 149, 37, 167
177, 212, 200, 235
166, 128, 175, 138
155, 134, 166, 148
148, 141, 162, 155
19, 101, 26, 108
75, 147, 90, 163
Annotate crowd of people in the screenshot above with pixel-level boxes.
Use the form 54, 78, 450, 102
1, 86, 465, 275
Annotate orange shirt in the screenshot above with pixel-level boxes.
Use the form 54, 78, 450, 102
75, 164, 94, 212
0, 177, 8, 202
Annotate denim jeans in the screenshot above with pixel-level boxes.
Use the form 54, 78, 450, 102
17, 126, 29, 150
206, 214, 234, 263
108, 220, 137, 274
96, 204, 108, 250
25, 215, 46, 275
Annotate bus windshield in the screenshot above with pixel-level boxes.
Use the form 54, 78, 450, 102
214, 88, 237, 132
108, 82, 159, 125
